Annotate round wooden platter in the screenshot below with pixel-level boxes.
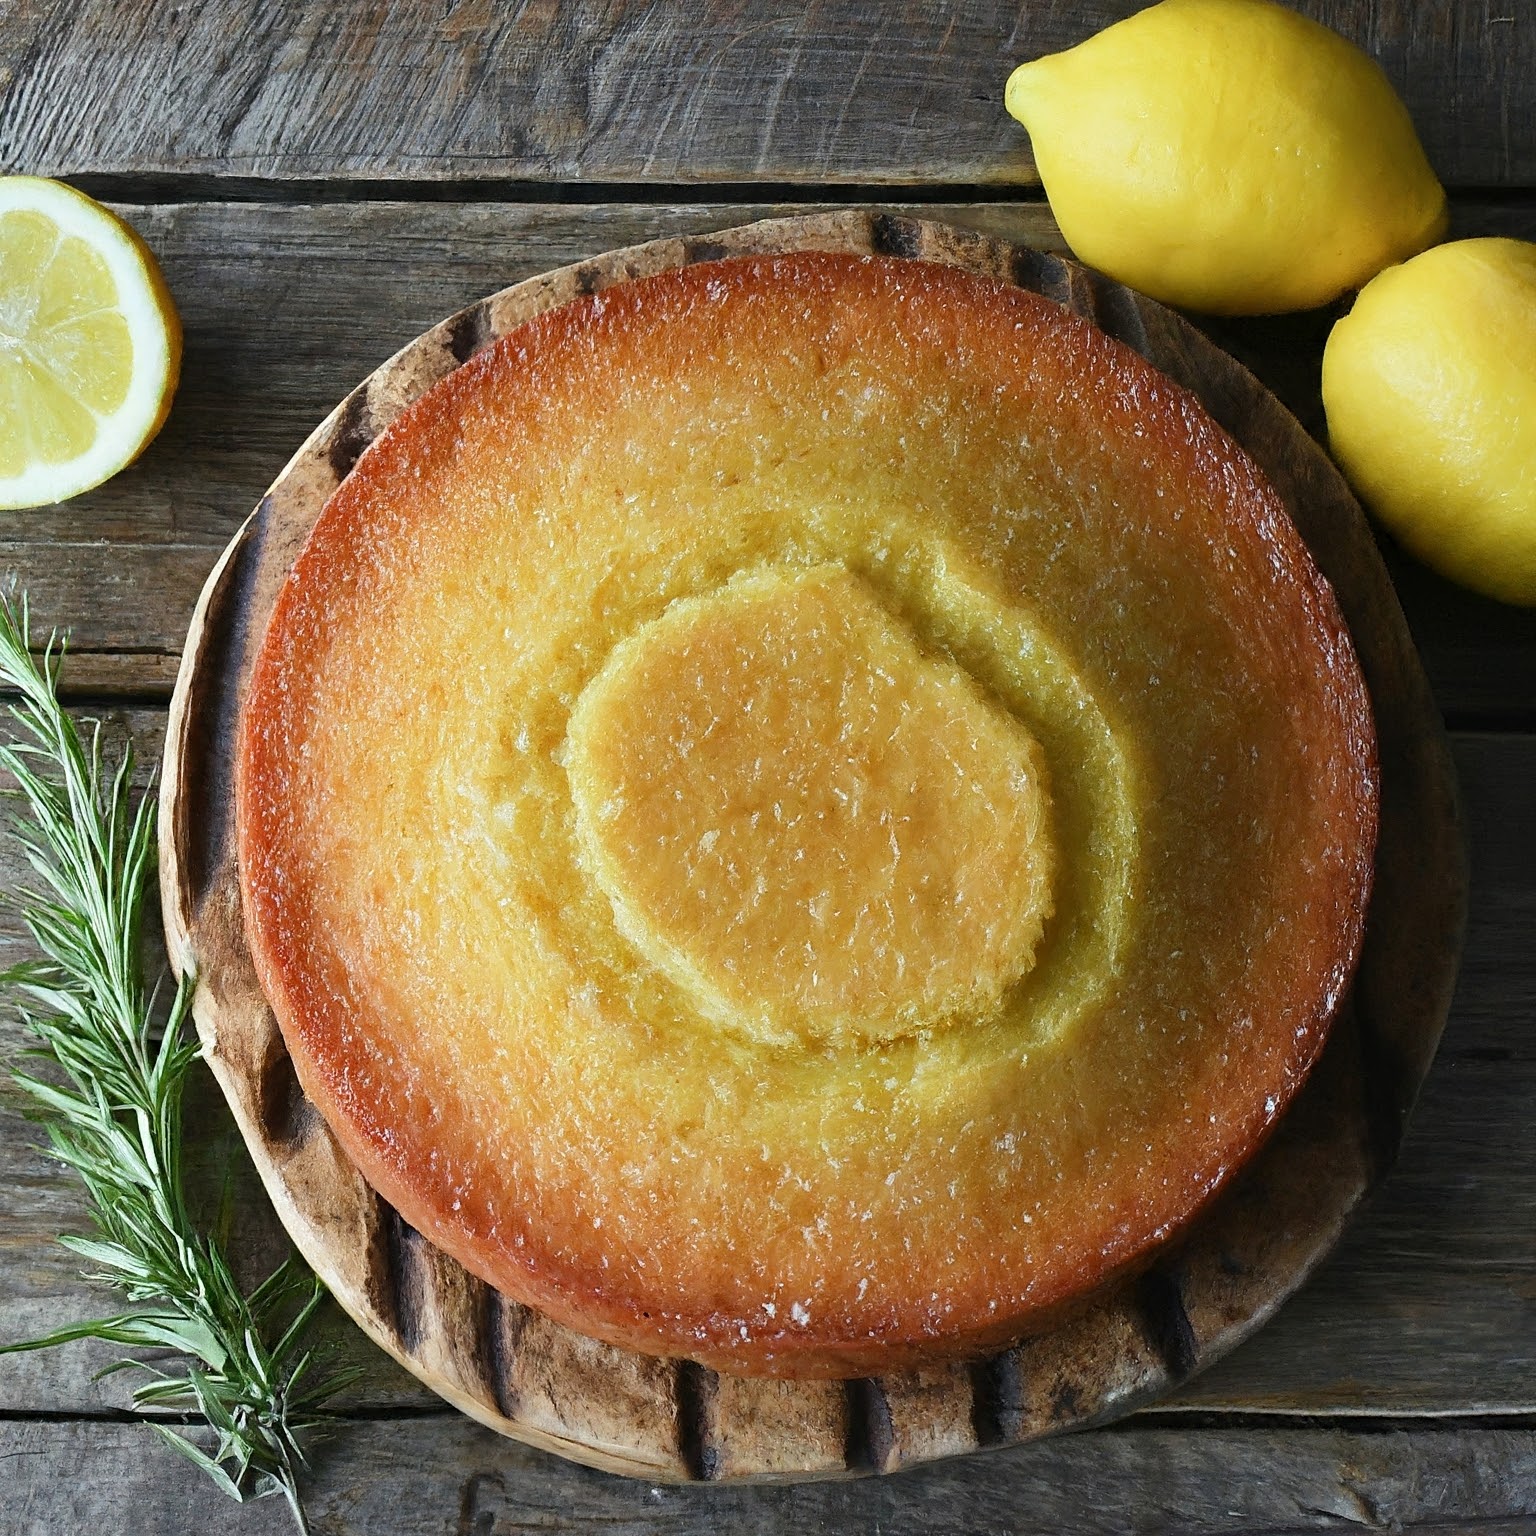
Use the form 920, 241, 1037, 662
158, 210, 1466, 1484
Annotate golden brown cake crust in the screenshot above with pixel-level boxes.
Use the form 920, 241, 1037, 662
237, 252, 1377, 1377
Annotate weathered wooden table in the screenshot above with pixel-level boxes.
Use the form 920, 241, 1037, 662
2, 5, 1533, 1532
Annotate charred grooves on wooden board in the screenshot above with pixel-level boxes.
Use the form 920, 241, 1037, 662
159, 210, 1465, 1482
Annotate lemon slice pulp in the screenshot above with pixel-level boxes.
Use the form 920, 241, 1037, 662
0, 177, 180, 510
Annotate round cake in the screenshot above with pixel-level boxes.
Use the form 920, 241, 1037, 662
237, 251, 1378, 1378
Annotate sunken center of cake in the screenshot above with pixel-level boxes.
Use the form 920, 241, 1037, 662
566, 564, 1056, 1049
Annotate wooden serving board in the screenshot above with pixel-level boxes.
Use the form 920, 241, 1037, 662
158, 210, 1466, 1483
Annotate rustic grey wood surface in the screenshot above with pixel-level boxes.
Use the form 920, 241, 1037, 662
1, 1, 1534, 1529
7, 1418, 1536, 1535
1, 2, 1530, 186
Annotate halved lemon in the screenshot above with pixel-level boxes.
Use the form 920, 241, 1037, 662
0, 177, 181, 510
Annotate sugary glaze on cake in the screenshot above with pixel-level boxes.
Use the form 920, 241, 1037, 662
566, 564, 1057, 1050
238, 252, 1378, 1377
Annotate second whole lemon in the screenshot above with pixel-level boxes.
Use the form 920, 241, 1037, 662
1005, 0, 1447, 315
1322, 239, 1536, 606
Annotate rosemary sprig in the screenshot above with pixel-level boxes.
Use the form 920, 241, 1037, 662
0, 588, 356, 1532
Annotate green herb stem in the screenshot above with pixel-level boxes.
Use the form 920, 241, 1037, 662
0, 588, 355, 1532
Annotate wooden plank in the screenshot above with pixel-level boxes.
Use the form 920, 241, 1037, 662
5, 1415, 1536, 1534
0, 730, 1531, 1420
6, 196, 1536, 713
0, 2, 1529, 188
5, 651, 184, 699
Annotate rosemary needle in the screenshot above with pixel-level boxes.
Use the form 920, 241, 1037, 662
0, 588, 356, 1532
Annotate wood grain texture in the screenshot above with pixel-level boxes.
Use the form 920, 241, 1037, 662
154, 211, 1463, 1481
0, 0, 1526, 1522
6, 1416, 1536, 1535
0, 1, 1529, 187
6, 197, 1533, 716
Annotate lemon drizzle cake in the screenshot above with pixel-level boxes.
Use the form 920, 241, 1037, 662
237, 252, 1378, 1377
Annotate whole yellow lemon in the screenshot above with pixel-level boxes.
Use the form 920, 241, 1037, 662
1005, 0, 1446, 315
1322, 238, 1536, 606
